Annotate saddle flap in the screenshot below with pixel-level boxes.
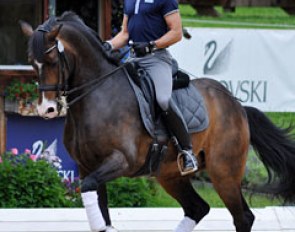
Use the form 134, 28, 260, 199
126, 70, 209, 137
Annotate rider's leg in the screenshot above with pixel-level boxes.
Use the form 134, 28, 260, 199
136, 50, 198, 175
162, 99, 198, 175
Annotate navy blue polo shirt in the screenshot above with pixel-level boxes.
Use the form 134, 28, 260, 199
124, 0, 179, 43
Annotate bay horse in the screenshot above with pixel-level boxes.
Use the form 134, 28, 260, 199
20, 12, 295, 232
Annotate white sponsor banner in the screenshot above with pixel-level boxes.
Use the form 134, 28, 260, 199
168, 28, 295, 112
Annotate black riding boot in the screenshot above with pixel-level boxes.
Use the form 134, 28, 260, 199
162, 100, 198, 175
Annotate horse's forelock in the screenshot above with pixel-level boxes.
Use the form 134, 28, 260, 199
30, 31, 46, 63
30, 17, 58, 63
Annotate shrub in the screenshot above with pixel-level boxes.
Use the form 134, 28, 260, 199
107, 177, 156, 207
0, 151, 74, 208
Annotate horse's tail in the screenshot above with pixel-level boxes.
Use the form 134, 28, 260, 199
244, 106, 295, 202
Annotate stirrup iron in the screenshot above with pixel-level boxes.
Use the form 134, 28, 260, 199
177, 150, 198, 176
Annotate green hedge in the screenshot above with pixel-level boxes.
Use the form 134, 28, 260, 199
107, 177, 156, 207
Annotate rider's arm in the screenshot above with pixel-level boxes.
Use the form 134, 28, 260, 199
154, 12, 183, 49
108, 15, 129, 50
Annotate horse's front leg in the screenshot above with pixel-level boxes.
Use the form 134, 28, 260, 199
81, 150, 128, 232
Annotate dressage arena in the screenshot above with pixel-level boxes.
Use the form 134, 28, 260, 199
0, 207, 294, 232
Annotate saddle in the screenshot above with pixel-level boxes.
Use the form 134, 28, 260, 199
124, 59, 209, 176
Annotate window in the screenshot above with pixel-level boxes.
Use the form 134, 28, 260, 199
0, 0, 43, 65
56, 0, 99, 32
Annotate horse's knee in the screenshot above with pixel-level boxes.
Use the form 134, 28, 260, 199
81, 175, 98, 192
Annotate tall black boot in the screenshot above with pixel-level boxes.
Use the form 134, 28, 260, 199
162, 100, 198, 175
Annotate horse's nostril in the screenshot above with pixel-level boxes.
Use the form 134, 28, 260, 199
47, 107, 55, 113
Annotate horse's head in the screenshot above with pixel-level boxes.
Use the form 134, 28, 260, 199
20, 12, 115, 118
20, 19, 68, 119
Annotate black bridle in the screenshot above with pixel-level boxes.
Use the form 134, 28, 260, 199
38, 39, 69, 94
37, 34, 129, 109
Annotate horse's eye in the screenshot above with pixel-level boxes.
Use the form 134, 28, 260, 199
49, 61, 58, 67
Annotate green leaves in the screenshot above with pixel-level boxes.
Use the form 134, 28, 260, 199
107, 177, 155, 207
5, 79, 38, 102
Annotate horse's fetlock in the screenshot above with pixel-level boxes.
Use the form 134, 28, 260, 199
191, 203, 210, 223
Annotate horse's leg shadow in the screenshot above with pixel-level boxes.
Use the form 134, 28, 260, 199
157, 176, 210, 232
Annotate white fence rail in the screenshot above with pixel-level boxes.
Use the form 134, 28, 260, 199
0, 207, 294, 232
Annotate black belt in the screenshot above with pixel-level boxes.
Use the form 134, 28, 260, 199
129, 41, 165, 57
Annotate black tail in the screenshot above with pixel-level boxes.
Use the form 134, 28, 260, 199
244, 106, 295, 202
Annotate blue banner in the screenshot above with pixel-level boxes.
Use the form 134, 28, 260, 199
6, 115, 79, 182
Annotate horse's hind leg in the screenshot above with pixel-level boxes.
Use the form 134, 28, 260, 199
97, 184, 111, 226
157, 177, 210, 232
210, 174, 255, 232
241, 192, 255, 230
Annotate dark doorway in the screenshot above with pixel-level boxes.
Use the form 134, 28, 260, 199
0, 0, 43, 65
56, 0, 99, 31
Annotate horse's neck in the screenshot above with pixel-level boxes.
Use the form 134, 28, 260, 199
74, 59, 113, 85
61, 28, 112, 86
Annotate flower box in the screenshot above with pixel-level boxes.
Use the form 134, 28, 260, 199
4, 99, 38, 116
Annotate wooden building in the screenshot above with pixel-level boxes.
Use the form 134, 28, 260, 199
0, 0, 113, 154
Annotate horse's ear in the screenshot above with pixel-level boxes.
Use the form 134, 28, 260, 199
19, 20, 33, 37
47, 24, 63, 41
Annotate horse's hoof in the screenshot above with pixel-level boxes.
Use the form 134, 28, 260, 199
105, 226, 119, 232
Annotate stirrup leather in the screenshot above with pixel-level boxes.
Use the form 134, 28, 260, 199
177, 150, 198, 176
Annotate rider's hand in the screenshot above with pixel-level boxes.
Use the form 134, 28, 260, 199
102, 41, 121, 64
102, 41, 113, 52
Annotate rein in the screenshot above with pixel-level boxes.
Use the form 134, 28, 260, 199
65, 62, 129, 107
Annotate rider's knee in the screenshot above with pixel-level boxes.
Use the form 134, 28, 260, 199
157, 95, 171, 111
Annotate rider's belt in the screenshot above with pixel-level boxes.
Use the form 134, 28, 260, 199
132, 48, 165, 58
130, 41, 166, 58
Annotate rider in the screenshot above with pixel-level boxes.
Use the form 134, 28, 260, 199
104, 0, 198, 175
